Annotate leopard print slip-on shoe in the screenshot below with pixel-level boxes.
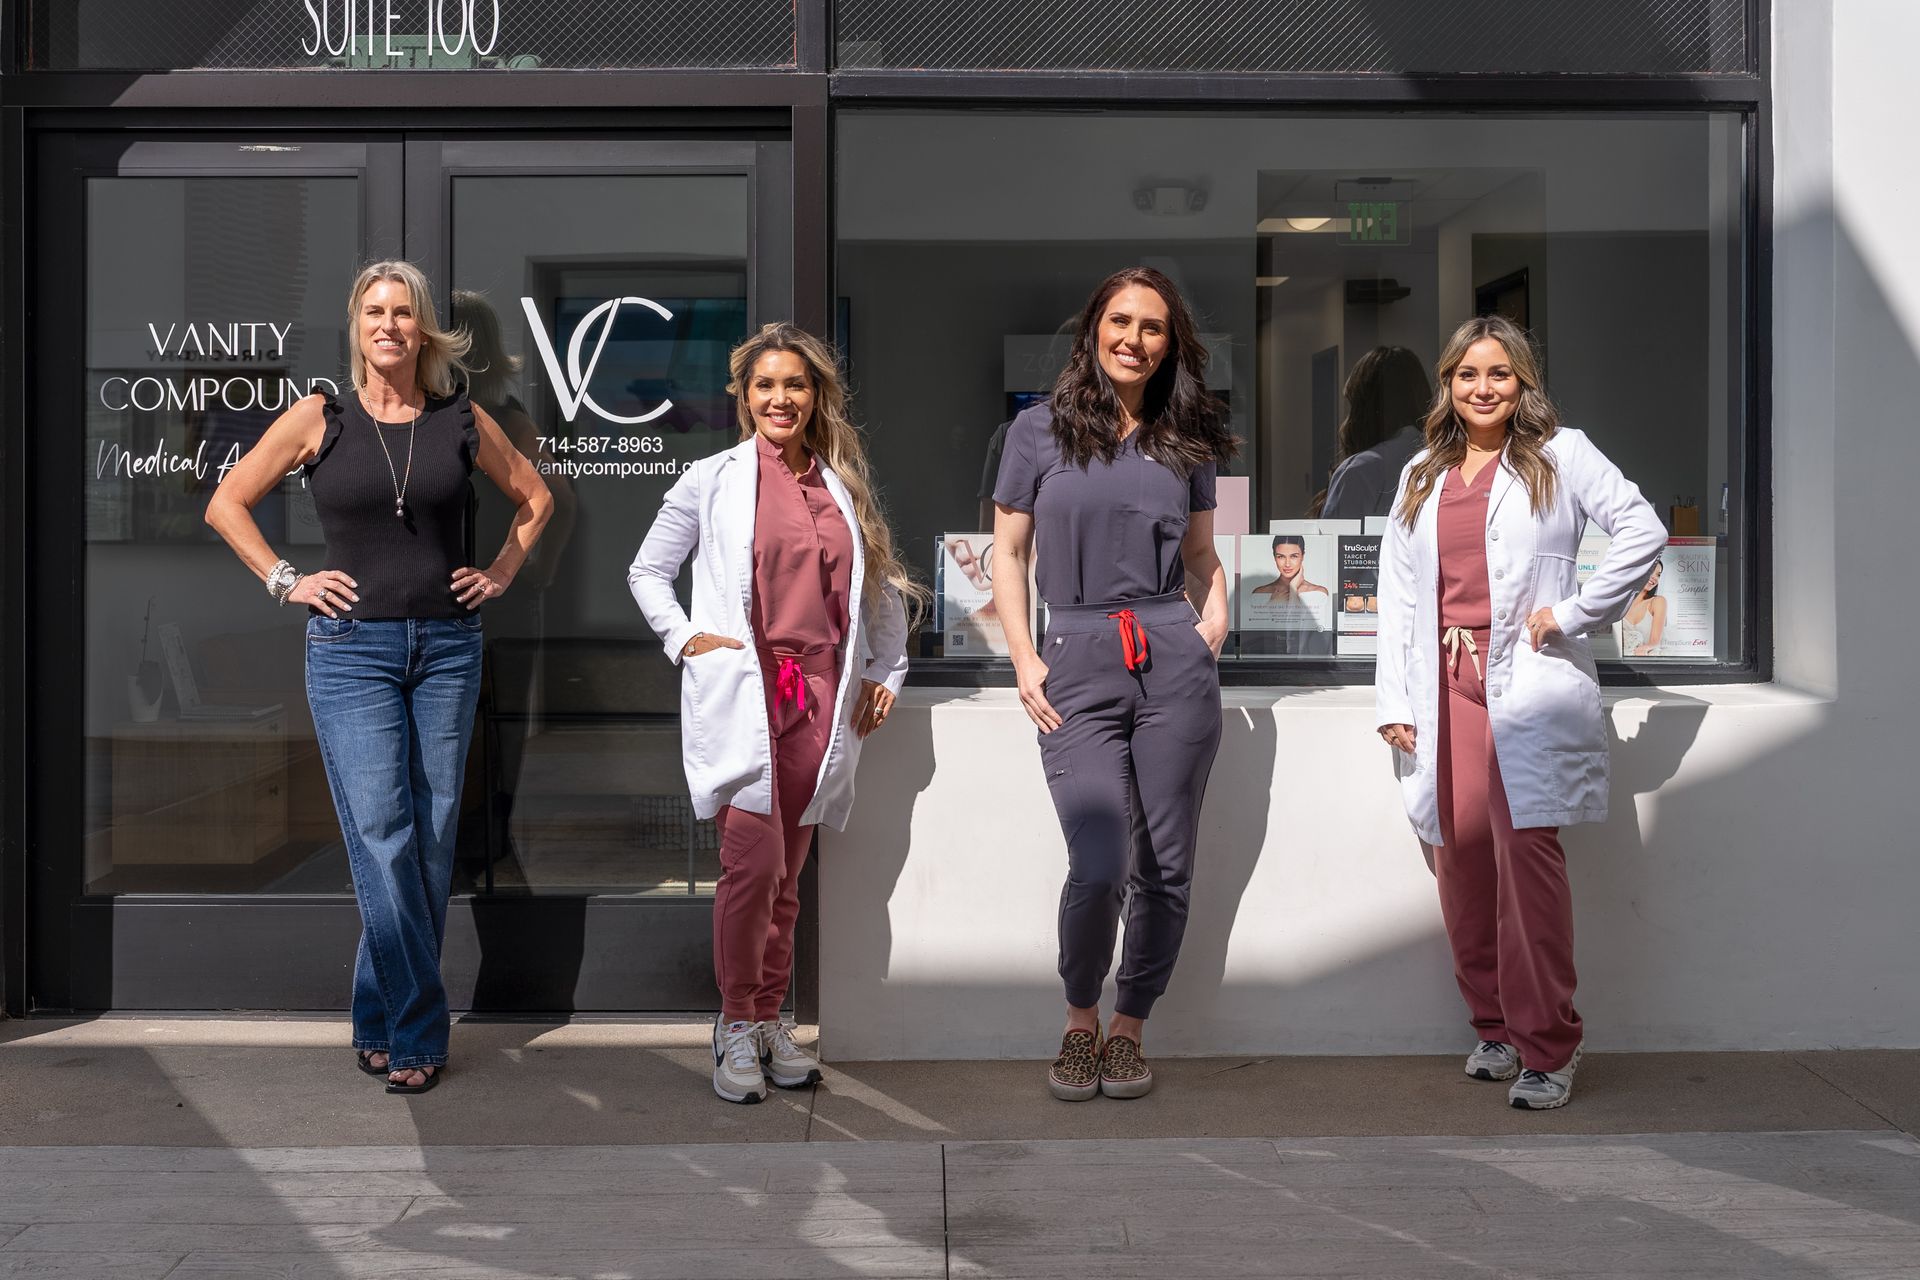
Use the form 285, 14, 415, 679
1099, 1034, 1154, 1099
1048, 1023, 1103, 1101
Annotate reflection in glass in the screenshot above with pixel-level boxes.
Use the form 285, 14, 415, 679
84, 176, 360, 893
837, 111, 1748, 669
453, 173, 753, 896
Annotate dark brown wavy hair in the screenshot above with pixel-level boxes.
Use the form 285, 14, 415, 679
1048, 266, 1238, 477
1395, 314, 1560, 527
1338, 345, 1431, 464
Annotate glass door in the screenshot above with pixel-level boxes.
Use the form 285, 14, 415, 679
407, 137, 792, 1010
31, 132, 791, 1012
32, 135, 404, 1012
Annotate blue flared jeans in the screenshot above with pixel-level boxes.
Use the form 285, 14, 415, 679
305, 614, 483, 1070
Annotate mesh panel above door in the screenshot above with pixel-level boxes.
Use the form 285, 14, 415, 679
833, 0, 1749, 75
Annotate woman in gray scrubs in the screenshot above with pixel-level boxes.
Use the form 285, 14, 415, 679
991, 266, 1237, 1101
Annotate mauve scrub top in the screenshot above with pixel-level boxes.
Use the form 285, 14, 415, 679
749, 432, 854, 653
992, 405, 1217, 607
1437, 462, 1496, 630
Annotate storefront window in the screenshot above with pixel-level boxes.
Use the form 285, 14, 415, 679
836, 110, 1750, 675
83, 174, 360, 894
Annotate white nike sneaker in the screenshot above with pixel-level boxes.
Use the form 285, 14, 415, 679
759, 1019, 823, 1089
1508, 1043, 1584, 1110
712, 1016, 768, 1104
1465, 1039, 1520, 1082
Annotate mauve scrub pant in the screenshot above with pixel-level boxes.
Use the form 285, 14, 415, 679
713, 646, 837, 1022
1038, 591, 1222, 1020
1428, 628, 1583, 1072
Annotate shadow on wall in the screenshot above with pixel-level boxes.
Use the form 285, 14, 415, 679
824, 684, 964, 990
822, 205, 1920, 1060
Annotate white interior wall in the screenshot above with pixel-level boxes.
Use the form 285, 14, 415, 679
817, 4, 1920, 1059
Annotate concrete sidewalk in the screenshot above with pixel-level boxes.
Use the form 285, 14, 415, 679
2, 1018, 1915, 1146
2, 1019, 1917, 1278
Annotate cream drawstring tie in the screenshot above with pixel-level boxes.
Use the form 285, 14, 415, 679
1442, 625, 1482, 681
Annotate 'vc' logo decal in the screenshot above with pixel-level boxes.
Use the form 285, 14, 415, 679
520, 295, 675, 425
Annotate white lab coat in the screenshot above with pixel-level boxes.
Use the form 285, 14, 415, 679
627, 437, 909, 831
1373, 428, 1665, 843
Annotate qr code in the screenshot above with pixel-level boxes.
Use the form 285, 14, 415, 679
948, 632, 966, 649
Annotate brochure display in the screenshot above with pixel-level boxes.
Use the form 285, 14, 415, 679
1238, 524, 1337, 634
1213, 476, 1252, 536
1213, 536, 1239, 632
938, 532, 1012, 656
1575, 529, 1715, 660
1576, 527, 1621, 660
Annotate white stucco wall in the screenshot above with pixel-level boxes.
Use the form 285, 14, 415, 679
819, 0, 1920, 1059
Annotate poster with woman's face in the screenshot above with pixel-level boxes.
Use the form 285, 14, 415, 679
1237, 533, 1335, 632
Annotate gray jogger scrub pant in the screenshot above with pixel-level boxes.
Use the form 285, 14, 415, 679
1038, 590, 1223, 1020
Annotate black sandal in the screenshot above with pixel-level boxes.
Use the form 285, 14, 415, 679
385, 1065, 442, 1095
356, 1050, 388, 1079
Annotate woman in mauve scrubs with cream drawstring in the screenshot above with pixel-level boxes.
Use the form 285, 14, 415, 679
1375, 314, 1664, 1111
992, 267, 1237, 1102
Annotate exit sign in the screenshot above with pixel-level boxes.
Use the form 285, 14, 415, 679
1346, 201, 1410, 245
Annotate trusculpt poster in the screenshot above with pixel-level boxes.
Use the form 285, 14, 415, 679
1335, 533, 1383, 656
1238, 527, 1335, 633
939, 532, 1009, 656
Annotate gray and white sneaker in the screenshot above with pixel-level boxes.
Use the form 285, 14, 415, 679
1465, 1039, 1520, 1082
1508, 1043, 1583, 1110
712, 1016, 768, 1105
758, 1020, 823, 1089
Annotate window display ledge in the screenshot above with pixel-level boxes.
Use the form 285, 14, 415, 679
897, 681, 1834, 716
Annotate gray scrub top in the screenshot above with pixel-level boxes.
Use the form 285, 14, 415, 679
992, 404, 1217, 607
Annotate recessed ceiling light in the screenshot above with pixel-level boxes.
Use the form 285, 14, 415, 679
1257, 217, 1352, 234
1255, 276, 1291, 287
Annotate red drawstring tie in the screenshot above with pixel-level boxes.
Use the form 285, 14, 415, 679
774, 657, 807, 712
1106, 608, 1149, 672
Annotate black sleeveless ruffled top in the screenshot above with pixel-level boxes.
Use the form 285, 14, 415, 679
304, 390, 478, 620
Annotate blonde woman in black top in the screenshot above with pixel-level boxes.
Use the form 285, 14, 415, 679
207, 262, 552, 1093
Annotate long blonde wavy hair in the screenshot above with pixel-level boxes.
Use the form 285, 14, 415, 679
1396, 314, 1560, 527
727, 324, 929, 623
347, 260, 472, 398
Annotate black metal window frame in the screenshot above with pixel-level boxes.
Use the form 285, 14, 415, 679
830, 0, 1756, 77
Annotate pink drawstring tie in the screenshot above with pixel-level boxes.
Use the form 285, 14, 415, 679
774, 656, 807, 713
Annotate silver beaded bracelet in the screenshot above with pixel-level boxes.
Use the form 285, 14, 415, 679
266, 559, 301, 606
